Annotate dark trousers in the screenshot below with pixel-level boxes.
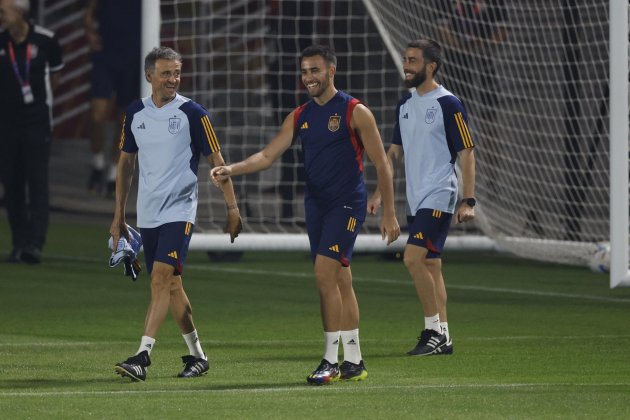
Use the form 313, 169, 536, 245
1, 124, 51, 250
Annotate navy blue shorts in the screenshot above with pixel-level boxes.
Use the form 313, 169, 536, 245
90, 52, 140, 108
305, 199, 365, 267
139, 222, 194, 275
406, 208, 453, 259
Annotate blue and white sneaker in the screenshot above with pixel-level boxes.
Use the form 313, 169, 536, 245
435, 337, 453, 355
177, 355, 209, 378
115, 350, 151, 382
407, 329, 447, 356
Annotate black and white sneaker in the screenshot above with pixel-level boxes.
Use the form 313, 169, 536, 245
115, 350, 151, 382
407, 329, 447, 356
177, 355, 209, 378
435, 337, 453, 355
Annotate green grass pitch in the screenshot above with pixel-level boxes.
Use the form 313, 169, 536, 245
1, 217, 629, 419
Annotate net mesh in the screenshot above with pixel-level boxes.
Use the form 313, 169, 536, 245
38, 0, 628, 264
363, 0, 626, 265
159, 0, 453, 235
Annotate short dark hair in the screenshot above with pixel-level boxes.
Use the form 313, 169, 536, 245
144, 47, 182, 74
407, 38, 442, 76
300, 44, 337, 67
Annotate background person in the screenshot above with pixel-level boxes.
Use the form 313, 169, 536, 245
0, 0, 64, 264
84, 0, 141, 197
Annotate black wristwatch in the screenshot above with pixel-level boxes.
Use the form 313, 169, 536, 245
461, 197, 476, 208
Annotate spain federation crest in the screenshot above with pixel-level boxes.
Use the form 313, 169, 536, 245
425, 107, 437, 124
168, 116, 181, 134
328, 115, 341, 132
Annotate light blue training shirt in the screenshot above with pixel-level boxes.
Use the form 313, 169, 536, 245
392, 85, 474, 215
120, 93, 220, 228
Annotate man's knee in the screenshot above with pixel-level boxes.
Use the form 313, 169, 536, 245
403, 246, 428, 272
313, 255, 341, 290
150, 263, 176, 290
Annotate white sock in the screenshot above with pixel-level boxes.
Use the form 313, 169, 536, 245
440, 321, 450, 341
107, 164, 117, 182
137, 336, 155, 355
92, 152, 105, 170
183, 330, 206, 360
341, 329, 363, 365
424, 314, 442, 334
323, 331, 340, 364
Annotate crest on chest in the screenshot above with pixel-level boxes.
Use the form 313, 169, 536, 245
328, 114, 341, 132
168, 116, 182, 134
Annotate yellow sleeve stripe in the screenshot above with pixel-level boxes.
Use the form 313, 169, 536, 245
455, 112, 474, 148
118, 115, 126, 150
201, 115, 220, 152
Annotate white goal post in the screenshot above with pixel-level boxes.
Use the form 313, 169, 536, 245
608, 0, 630, 287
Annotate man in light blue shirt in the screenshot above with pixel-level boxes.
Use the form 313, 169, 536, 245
369, 38, 476, 356
110, 47, 242, 381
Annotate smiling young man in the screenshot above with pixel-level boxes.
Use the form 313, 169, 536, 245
369, 38, 476, 356
110, 46, 242, 381
211, 44, 400, 385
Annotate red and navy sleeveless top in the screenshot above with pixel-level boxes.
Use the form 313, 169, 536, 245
293, 91, 366, 204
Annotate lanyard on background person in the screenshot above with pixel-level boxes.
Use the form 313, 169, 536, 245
7, 41, 34, 104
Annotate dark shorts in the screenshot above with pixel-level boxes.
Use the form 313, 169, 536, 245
406, 208, 453, 259
139, 222, 194, 275
305, 199, 365, 267
90, 52, 140, 108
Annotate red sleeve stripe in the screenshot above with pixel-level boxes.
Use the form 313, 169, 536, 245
346, 98, 364, 172
201, 115, 220, 152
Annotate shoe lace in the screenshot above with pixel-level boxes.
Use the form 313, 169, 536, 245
314, 359, 337, 374
125, 353, 150, 367
181, 355, 206, 372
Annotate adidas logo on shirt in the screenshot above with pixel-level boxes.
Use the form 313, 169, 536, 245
137, 122, 146, 129
168, 251, 178, 259
301, 122, 309, 129
403, 113, 409, 119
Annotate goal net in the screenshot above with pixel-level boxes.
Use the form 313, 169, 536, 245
38, 0, 628, 282
158, 0, 483, 252
361, 0, 629, 277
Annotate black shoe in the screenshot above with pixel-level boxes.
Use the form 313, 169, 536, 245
306, 359, 340, 385
177, 355, 209, 378
6, 248, 22, 263
87, 168, 104, 194
435, 337, 453, 355
20, 246, 42, 264
407, 329, 447, 356
340, 360, 368, 381
115, 351, 151, 382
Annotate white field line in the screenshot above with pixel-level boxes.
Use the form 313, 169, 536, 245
42, 256, 630, 304
1, 382, 629, 398
2, 334, 630, 348
184, 265, 630, 304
